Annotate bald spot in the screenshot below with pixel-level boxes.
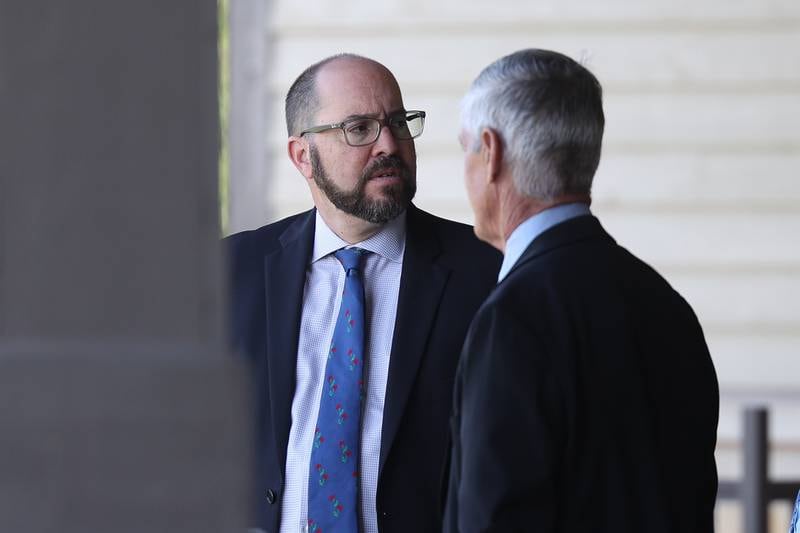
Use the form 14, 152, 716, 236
312, 57, 405, 124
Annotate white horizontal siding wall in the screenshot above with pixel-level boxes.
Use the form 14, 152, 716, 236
240, 1, 800, 528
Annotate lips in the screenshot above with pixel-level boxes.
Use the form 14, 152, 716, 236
370, 169, 401, 179
362, 155, 409, 183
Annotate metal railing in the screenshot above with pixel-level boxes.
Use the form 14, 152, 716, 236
717, 407, 799, 533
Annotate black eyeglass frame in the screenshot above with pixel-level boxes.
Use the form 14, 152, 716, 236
299, 110, 426, 147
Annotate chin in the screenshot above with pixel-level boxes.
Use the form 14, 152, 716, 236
373, 180, 413, 201
366, 177, 406, 194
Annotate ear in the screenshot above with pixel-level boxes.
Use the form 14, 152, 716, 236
479, 128, 503, 184
287, 136, 313, 180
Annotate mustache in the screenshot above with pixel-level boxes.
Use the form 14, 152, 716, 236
362, 155, 410, 180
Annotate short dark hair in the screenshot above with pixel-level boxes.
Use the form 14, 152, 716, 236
285, 53, 370, 137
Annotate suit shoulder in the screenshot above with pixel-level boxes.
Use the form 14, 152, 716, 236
224, 210, 312, 259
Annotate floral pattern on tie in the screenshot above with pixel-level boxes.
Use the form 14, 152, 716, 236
307, 248, 368, 532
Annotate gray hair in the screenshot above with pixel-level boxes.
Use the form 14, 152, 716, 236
285, 53, 372, 137
461, 49, 605, 200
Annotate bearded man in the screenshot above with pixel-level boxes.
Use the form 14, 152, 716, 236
226, 54, 500, 533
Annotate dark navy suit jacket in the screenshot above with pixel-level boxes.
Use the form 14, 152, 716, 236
445, 215, 719, 533
226, 205, 501, 533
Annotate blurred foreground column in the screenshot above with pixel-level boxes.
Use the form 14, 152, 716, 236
0, 1, 250, 532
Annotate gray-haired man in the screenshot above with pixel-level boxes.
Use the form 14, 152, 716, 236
445, 49, 719, 533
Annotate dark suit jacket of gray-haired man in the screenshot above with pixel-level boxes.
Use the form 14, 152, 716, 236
444, 49, 719, 533
227, 54, 501, 533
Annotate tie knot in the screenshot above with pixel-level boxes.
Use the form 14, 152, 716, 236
334, 247, 367, 273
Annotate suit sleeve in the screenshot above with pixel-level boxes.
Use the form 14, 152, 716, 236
455, 301, 564, 533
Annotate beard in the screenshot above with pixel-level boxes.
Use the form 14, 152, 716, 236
309, 144, 416, 224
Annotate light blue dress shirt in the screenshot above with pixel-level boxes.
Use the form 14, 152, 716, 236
497, 203, 592, 283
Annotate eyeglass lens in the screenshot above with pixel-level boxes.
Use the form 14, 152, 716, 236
344, 113, 424, 146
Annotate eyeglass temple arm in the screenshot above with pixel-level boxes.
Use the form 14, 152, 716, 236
300, 123, 342, 136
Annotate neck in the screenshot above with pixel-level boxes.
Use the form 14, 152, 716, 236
498, 192, 590, 250
313, 196, 385, 244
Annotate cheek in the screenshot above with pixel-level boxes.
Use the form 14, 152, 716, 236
465, 176, 478, 206
401, 143, 417, 172
463, 157, 481, 204
323, 147, 367, 181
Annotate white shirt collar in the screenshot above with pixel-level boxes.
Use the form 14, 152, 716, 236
312, 209, 406, 264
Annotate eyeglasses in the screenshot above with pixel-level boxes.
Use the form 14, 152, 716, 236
300, 110, 426, 147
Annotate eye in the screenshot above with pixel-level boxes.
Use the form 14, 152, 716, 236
346, 120, 372, 134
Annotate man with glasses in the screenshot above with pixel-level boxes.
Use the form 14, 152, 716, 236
227, 54, 500, 533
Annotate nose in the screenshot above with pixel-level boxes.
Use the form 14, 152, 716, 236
370, 123, 401, 156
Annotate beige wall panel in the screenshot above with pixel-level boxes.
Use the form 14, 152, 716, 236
668, 272, 800, 330
273, 0, 800, 27
593, 153, 800, 207
708, 335, 800, 390
602, 93, 800, 147
269, 30, 800, 90
596, 211, 800, 267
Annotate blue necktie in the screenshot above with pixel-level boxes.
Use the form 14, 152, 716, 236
308, 248, 367, 533
790, 489, 800, 533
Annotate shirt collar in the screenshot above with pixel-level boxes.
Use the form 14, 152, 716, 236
497, 202, 591, 283
312, 209, 406, 264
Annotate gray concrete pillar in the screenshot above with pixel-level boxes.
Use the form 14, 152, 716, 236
0, 1, 250, 531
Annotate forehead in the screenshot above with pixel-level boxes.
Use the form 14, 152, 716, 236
313, 58, 405, 121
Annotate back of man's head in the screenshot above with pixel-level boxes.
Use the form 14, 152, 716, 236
462, 49, 605, 201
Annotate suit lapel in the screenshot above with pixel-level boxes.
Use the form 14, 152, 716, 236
263, 209, 315, 473
379, 206, 450, 475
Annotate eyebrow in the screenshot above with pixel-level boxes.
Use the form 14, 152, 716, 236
339, 109, 407, 122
